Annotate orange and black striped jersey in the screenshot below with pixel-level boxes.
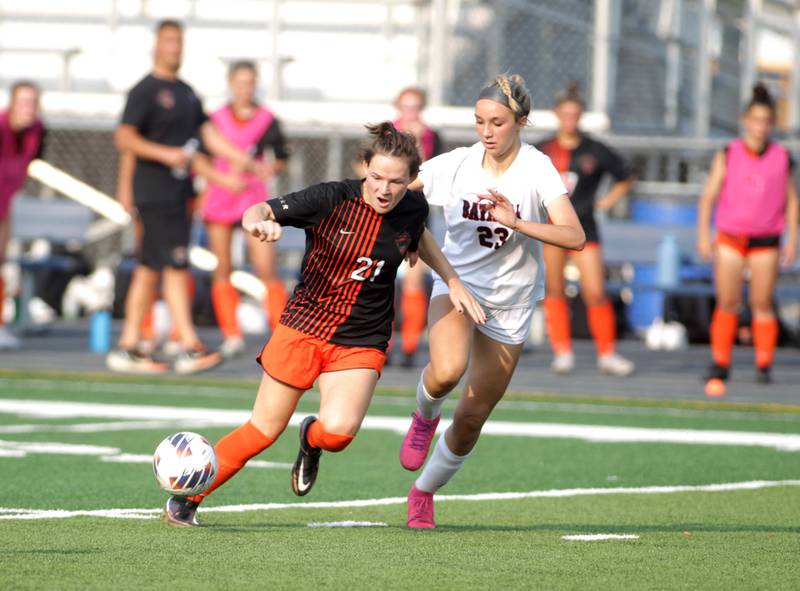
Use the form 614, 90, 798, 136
269, 179, 428, 351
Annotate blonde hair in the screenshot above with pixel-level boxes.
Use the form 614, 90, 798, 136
482, 73, 531, 120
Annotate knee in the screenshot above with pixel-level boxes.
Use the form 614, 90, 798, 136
749, 297, 773, 318
428, 361, 467, 393
249, 416, 288, 441
452, 405, 490, 440
309, 420, 355, 452
582, 291, 606, 308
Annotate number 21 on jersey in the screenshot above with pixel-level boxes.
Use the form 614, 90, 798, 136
351, 256, 386, 282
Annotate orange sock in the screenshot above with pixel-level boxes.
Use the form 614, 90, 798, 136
265, 280, 288, 331
140, 307, 155, 341
212, 281, 241, 339
0, 277, 5, 325
753, 317, 778, 369
544, 297, 572, 354
306, 421, 354, 452
189, 421, 274, 502
400, 289, 427, 355
710, 309, 738, 368
588, 301, 616, 357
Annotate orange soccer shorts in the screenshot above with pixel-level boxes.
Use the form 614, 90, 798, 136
257, 323, 386, 390
716, 231, 780, 257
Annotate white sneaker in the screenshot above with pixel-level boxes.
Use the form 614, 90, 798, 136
0, 326, 21, 351
551, 351, 575, 375
161, 340, 183, 358
220, 336, 246, 359
597, 352, 635, 377
174, 346, 223, 375
105, 348, 169, 374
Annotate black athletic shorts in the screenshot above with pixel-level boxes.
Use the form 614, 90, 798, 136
137, 207, 191, 270
578, 211, 600, 244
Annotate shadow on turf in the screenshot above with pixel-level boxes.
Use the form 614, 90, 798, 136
192, 522, 800, 534
437, 523, 800, 534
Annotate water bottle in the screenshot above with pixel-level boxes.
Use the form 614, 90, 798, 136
656, 234, 680, 288
89, 309, 112, 353
171, 138, 199, 180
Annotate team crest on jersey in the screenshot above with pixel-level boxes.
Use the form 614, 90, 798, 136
578, 154, 598, 175
395, 231, 412, 254
157, 89, 175, 110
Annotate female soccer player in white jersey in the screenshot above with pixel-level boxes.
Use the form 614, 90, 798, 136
398, 74, 585, 528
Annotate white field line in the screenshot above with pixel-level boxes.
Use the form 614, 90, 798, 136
562, 534, 640, 541
98, 453, 292, 470
306, 521, 388, 527
1, 399, 799, 451
3, 376, 798, 423
0, 439, 291, 469
0, 479, 797, 521
0, 420, 223, 434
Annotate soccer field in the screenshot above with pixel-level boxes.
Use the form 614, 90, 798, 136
1, 370, 799, 590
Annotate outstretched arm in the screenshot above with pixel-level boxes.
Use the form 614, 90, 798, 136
417, 229, 486, 324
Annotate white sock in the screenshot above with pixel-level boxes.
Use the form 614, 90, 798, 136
415, 433, 469, 494
416, 375, 446, 421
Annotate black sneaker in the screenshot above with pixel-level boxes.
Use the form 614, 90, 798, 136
756, 366, 772, 385
291, 416, 321, 496
106, 347, 169, 374
703, 363, 730, 382
163, 495, 200, 527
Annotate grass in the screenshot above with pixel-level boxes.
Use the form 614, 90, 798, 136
0, 371, 798, 589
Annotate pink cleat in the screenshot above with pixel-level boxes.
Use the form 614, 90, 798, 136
407, 485, 435, 529
399, 411, 440, 471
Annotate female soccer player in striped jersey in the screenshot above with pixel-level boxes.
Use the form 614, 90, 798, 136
537, 83, 636, 376
697, 83, 798, 396
164, 122, 486, 527
398, 74, 585, 528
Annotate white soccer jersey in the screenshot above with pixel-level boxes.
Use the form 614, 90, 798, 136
419, 141, 567, 309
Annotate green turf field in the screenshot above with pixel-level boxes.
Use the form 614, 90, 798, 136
1, 370, 799, 590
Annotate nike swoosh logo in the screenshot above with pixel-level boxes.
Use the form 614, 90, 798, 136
339, 229, 355, 235
296, 458, 310, 492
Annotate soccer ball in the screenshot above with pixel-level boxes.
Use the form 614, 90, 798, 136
152, 432, 217, 496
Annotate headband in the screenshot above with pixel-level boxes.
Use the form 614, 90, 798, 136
477, 84, 512, 110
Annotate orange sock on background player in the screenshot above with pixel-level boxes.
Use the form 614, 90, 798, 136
400, 289, 427, 355
752, 317, 778, 369
212, 281, 241, 339
306, 420, 354, 452
710, 309, 738, 368
544, 297, 571, 354
265, 280, 288, 331
188, 421, 274, 503
588, 301, 616, 357
141, 307, 155, 342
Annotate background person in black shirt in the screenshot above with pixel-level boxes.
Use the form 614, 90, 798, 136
106, 19, 264, 375
537, 83, 636, 377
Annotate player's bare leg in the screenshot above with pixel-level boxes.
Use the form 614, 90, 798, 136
106, 266, 167, 373
573, 244, 634, 376
400, 295, 472, 471
747, 248, 780, 384
705, 243, 746, 396
409, 330, 523, 528
163, 267, 222, 374
292, 368, 378, 496
207, 222, 244, 357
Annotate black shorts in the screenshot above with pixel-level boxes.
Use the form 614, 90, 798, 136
137, 207, 191, 270
578, 212, 600, 244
